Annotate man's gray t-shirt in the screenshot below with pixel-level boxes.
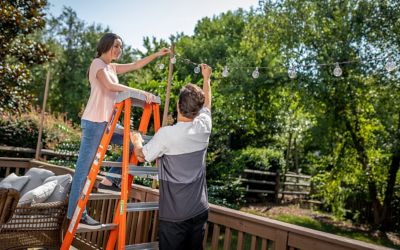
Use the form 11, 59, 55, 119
142, 107, 211, 222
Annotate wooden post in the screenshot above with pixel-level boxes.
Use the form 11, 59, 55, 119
275, 170, 281, 203
162, 45, 175, 127
35, 70, 51, 160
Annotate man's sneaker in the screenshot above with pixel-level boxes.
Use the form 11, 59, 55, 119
97, 183, 121, 194
79, 214, 101, 230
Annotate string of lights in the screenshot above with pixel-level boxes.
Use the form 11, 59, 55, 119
156, 53, 397, 79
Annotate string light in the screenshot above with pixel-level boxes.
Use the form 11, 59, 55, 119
288, 67, 297, 79
385, 57, 396, 72
194, 65, 201, 74
170, 55, 176, 64
171, 54, 397, 79
158, 63, 165, 70
252, 67, 260, 79
222, 66, 229, 77
333, 63, 342, 77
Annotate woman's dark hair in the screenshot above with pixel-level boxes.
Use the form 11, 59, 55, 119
95, 33, 122, 58
87, 33, 122, 79
178, 84, 205, 119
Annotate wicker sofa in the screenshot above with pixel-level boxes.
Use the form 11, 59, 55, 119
0, 166, 71, 250
0, 200, 67, 250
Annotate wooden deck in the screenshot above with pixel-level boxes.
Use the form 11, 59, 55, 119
0, 157, 391, 250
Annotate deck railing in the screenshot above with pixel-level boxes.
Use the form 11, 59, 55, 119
0, 157, 391, 250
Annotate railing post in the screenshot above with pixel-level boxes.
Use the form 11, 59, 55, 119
275, 170, 281, 203
274, 230, 288, 250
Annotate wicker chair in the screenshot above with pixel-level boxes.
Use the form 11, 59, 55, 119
0, 197, 67, 250
0, 189, 20, 225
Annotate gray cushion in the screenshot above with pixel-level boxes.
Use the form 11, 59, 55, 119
0, 173, 30, 192
18, 180, 57, 207
20, 167, 55, 196
43, 174, 72, 202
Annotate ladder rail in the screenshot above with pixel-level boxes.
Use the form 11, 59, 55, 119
106, 102, 158, 250
61, 102, 124, 250
118, 98, 132, 249
61, 95, 161, 250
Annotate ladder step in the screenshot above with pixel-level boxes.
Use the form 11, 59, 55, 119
114, 126, 153, 143
126, 241, 159, 250
116, 91, 161, 106
129, 166, 158, 176
76, 223, 117, 233
102, 161, 157, 170
89, 193, 120, 200
100, 164, 158, 178
127, 202, 159, 212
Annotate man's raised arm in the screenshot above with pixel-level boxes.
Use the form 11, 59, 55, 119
201, 64, 212, 111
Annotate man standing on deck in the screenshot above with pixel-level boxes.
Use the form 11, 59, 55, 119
131, 63, 212, 250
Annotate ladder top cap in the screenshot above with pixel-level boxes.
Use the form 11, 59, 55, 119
115, 91, 161, 105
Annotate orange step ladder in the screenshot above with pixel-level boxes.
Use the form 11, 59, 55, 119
61, 91, 161, 250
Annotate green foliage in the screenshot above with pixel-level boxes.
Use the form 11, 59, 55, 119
0, 110, 80, 151
0, 115, 42, 148
0, 0, 53, 112
207, 179, 245, 209
234, 147, 285, 172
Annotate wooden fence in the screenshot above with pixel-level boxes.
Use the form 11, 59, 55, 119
0, 157, 391, 250
240, 169, 312, 202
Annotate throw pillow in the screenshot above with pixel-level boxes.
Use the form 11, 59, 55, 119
18, 180, 57, 207
0, 173, 30, 192
43, 174, 72, 203
20, 167, 55, 196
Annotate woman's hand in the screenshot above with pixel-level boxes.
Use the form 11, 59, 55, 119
143, 91, 157, 104
156, 48, 171, 57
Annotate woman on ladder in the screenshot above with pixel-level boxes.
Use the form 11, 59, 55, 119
67, 32, 170, 227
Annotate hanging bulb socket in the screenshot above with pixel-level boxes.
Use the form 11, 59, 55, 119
385, 57, 396, 72
222, 66, 229, 77
333, 62, 342, 77
288, 67, 297, 79
170, 55, 176, 64
252, 67, 259, 79
194, 65, 201, 74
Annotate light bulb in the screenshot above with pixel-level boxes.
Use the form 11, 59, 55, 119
170, 55, 176, 64
385, 57, 396, 72
288, 67, 297, 79
158, 63, 165, 70
252, 67, 259, 79
333, 63, 342, 77
222, 66, 229, 77
194, 65, 201, 74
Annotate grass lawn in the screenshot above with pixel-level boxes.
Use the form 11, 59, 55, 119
241, 205, 400, 250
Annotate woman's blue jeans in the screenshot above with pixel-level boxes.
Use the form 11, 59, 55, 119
67, 119, 133, 219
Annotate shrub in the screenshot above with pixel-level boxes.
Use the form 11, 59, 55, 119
0, 110, 80, 151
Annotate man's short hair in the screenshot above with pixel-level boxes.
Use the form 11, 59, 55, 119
178, 84, 205, 119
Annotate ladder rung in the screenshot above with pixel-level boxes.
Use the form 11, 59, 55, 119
76, 223, 117, 233
129, 166, 158, 176
113, 127, 153, 143
126, 241, 159, 250
100, 166, 158, 178
127, 202, 159, 212
89, 193, 120, 200
102, 161, 156, 169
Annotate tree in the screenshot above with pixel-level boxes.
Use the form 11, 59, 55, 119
0, 0, 52, 113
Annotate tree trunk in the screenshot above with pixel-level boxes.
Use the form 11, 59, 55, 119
344, 117, 382, 226
379, 111, 400, 231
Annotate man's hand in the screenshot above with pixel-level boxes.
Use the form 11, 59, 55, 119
201, 64, 212, 80
201, 64, 212, 111
131, 131, 145, 162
